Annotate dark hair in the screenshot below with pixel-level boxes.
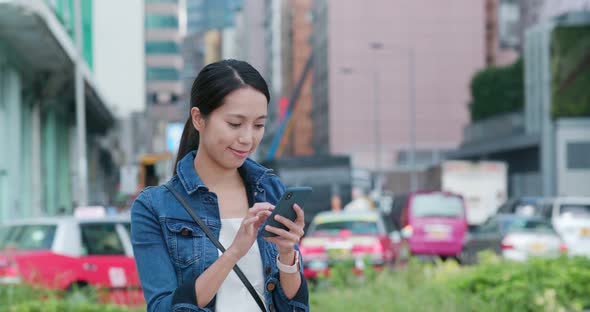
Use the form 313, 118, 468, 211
173, 59, 270, 174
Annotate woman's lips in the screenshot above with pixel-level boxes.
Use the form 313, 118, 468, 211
229, 147, 248, 158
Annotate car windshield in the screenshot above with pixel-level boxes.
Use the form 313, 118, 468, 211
411, 193, 464, 218
0, 224, 57, 250
513, 203, 542, 216
310, 220, 378, 235
502, 218, 555, 233
559, 204, 590, 218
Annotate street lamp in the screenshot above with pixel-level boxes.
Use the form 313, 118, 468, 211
369, 42, 418, 193
407, 47, 417, 192
369, 42, 383, 198
340, 42, 418, 197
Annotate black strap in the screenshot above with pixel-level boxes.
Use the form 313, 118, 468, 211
164, 182, 267, 312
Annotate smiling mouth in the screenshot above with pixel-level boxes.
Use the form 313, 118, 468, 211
229, 148, 249, 157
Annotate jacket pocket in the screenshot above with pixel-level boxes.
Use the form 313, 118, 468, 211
165, 219, 204, 267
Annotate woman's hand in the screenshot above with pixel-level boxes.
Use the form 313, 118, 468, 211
263, 204, 305, 264
227, 203, 274, 260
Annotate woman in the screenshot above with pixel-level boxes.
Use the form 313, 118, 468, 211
131, 60, 309, 312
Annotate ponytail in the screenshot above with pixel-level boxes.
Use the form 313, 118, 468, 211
173, 117, 199, 175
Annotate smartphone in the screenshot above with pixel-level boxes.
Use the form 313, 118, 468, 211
262, 186, 313, 237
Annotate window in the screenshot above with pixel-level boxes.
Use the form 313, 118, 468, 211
310, 221, 378, 236
411, 193, 464, 218
567, 142, 590, 169
0, 225, 56, 250
478, 218, 499, 234
147, 68, 180, 81
145, 41, 179, 54
502, 218, 555, 234
81, 224, 125, 255
559, 204, 590, 218
145, 15, 178, 29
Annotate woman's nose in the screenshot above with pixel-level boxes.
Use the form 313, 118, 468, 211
238, 130, 253, 145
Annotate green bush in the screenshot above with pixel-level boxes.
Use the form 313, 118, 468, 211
310, 254, 590, 312
469, 58, 524, 121
551, 25, 590, 118
0, 285, 143, 312
451, 255, 590, 312
5, 301, 142, 312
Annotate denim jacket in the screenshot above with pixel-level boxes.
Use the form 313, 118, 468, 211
131, 151, 309, 312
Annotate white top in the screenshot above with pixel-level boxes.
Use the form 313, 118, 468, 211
215, 218, 266, 312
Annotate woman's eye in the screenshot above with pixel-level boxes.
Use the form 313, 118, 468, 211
255, 124, 265, 129
228, 122, 241, 128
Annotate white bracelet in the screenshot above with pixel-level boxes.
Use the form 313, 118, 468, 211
276, 250, 300, 274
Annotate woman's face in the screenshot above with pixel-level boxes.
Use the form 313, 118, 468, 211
194, 86, 268, 169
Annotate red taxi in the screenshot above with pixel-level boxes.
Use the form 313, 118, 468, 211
300, 211, 401, 280
0, 214, 143, 305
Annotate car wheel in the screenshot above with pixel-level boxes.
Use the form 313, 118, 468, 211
395, 242, 411, 268
66, 282, 93, 303
459, 250, 471, 265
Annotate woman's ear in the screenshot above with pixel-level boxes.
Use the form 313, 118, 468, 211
191, 107, 205, 131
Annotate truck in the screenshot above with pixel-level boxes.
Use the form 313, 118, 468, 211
422, 160, 508, 226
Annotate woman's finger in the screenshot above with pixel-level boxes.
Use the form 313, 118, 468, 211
264, 225, 300, 243
293, 204, 305, 227
253, 211, 272, 227
248, 203, 274, 216
273, 214, 297, 230
273, 215, 304, 237
243, 215, 259, 226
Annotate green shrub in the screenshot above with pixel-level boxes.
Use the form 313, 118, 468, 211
6, 301, 142, 312
310, 254, 590, 312
0, 285, 144, 312
469, 58, 524, 121
551, 25, 590, 118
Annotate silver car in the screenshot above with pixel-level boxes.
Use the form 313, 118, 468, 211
499, 216, 566, 262
537, 197, 590, 257
461, 214, 566, 264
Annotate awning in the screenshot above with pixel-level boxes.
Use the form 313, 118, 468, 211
0, 0, 115, 133
448, 133, 541, 159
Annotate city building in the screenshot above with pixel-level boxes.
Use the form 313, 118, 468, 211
450, 9, 590, 197
258, 0, 292, 159
485, 0, 520, 66
145, 0, 183, 119
0, 0, 116, 221
311, 0, 486, 183
186, 0, 242, 35
93, 0, 146, 174
282, 0, 314, 157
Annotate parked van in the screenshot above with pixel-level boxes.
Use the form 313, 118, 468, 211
389, 191, 467, 260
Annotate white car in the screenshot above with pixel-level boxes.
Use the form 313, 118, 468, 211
500, 216, 566, 262
460, 214, 566, 264
538, 197, 590, 257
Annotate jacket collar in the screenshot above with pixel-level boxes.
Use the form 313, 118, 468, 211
176, 150, 272, 195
